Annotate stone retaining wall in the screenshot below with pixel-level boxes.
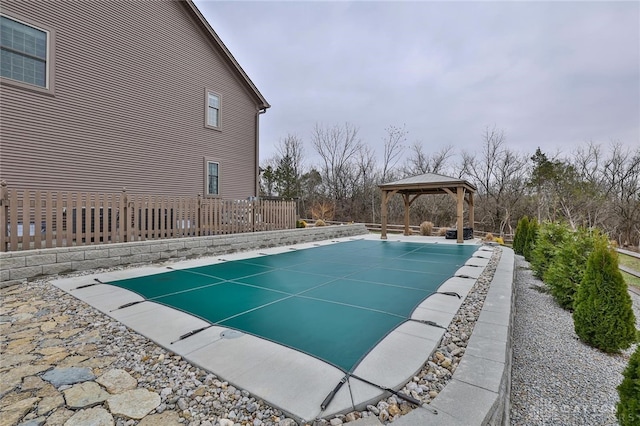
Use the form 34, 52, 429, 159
0, 224, 369, 286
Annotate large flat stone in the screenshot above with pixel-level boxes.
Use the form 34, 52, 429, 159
96, 369, 137, 394
0, 364, 51, 397
41, 367, 95, 388
64, 406, 114, 426
63, 381, 110, 408
107, 389, 160, 419
1, 397, 40, 426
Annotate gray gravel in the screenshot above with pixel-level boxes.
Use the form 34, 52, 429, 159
510, 255, 640, 425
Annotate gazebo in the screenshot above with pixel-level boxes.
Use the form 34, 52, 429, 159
378, 173, 477, 243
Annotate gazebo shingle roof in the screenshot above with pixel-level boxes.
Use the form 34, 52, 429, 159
379, 173, 477, 194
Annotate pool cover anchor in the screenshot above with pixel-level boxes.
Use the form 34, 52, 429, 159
171, 325, 214, 345
110, 300, 145, 312
436, 291, 461, 299
73, 278, 103, 290
410, 319, 448, 330
319, 372, 437, 416
320, 374, 349, 411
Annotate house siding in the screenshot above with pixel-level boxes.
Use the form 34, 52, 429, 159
0, 1, 263, 198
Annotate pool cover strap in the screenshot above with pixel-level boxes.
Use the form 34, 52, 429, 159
172, 325, 214, 344
319, 372, 430, 413
437, 291, 461, 299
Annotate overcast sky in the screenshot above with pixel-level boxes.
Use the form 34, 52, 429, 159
195, 1, 640, 166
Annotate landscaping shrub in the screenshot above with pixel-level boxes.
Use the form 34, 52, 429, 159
296, 219, 307, 228
495, 236, 505, 245
314, 219, 326, 227
523, 218, 539, 262
530, 221, 569, 279
544, 228, 597, 310
573, 236, 636, 352
419, 221, 434, 236
513, 216, 529, 255
437, 227, 448, 237
617, 345, 640, 426
484, 232, 495, 242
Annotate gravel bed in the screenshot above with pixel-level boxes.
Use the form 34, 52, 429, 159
510, 255, 640, 426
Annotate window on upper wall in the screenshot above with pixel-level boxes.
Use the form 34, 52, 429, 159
206, 161, 219, 196
206, 91, 220, 129
0, 14, 50, 89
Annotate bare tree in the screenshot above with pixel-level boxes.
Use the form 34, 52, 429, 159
381, 125, 407, 182
462, 126, 529, 235
403, 143, 454, 176
311, 123, 364, 220
601, 142, 640, 246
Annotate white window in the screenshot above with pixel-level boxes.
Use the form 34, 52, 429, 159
1, 15, 49, 88
207, 161, 219, 196
207, 92, 220, 128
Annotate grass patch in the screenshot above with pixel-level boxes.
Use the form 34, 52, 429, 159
619, 252, 640, 272
622, 271, 640, 289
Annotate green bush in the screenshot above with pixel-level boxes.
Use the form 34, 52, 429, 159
513, 216, 529, 255
544, 228, 597, 310
296, 219, 307, 228
530, 221, 569, 279
573, 236, 636, 352
617, 345, 640, 426
523, 218, 538, 262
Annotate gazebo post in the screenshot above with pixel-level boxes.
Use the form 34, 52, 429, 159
380, 190, 388, 240
403, 193, 411, 236
468, 192, 474, 233
456, 186, 464, 243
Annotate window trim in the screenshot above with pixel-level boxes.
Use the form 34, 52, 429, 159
0, 12, 55, 95
204, 89, 221, 130
204, 158, 221, 197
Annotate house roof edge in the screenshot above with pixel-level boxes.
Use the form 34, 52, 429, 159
183, 0, 271, 110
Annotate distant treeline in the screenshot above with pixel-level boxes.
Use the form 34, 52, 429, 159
260, 124, 639, 247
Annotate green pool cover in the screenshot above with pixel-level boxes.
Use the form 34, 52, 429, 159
106, 240, 477, 371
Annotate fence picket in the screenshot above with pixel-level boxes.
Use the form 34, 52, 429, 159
0, 185, 296, 252
34, 190, 42, 249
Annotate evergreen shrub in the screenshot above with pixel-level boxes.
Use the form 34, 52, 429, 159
573, 236, 637, 352
530, 221, 569, 279
544, 228, 597, 310
523, 218, 539, 262
513, 216, 529, 255
617, 345, 640, 426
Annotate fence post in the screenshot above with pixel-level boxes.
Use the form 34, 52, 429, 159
0, 181, 8, 252
122, 187, 128, 243
197, 193, 202, 236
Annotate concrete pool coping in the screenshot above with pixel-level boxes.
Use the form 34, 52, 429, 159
51, 234, 513, 424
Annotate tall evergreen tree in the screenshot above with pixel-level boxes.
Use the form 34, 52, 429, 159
617, 345, 640, 426
523, 218, 538, 262
513, 216, 529, 255
573, 237, 636, 352
544, 228, 596, 310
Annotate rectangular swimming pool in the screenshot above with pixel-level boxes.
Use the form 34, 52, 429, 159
104, 239, 477, 372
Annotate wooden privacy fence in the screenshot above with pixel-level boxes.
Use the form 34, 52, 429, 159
0, 183, 297, 252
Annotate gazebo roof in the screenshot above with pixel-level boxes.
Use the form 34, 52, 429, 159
378, 173, 477, 194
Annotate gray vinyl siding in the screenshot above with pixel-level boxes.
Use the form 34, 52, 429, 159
0, 1, 263, 198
